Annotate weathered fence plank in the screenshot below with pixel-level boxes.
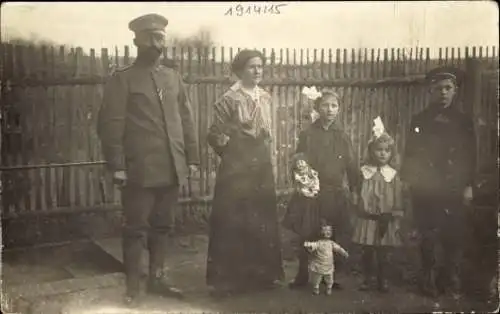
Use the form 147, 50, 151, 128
0, 44, 498, 217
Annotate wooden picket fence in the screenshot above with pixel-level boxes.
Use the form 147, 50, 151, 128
0, 44, 498, 218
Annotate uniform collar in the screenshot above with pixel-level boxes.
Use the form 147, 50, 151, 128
134, 56, 162, 70
361, 164, 397, 182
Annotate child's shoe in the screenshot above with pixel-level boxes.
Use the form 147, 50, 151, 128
325, 287, 332, 295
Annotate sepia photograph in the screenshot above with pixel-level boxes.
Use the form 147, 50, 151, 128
1, 1, 499, 313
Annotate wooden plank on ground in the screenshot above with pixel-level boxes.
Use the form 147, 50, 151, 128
92, 237, 148, 277
6, 272, 124, 300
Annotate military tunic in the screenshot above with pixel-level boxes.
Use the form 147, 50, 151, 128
97, 62, 199, 188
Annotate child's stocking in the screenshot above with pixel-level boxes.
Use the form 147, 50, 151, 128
377, 247, 389, 292
360, 247, 374, 290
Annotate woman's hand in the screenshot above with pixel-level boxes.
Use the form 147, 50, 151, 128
351, 191, 359, 206
113, 170, 127, 187
217, 134, 230, 147
188, 165, 200, 179
463, 185, 473, 205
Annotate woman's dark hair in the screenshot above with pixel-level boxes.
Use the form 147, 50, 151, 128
364, 133, 398, 167
231, 49, 266, 77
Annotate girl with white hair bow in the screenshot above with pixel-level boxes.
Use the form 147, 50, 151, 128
351, 116, 406, 293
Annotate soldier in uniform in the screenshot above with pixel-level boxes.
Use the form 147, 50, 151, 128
97, 13, 200, 305
401, 66, 476, 300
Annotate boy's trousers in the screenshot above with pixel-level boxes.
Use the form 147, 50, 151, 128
412, 193, 466, 293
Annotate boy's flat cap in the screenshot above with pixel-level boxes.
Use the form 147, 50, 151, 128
426, 66, 464, 86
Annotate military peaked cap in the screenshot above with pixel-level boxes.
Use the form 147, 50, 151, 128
425, 66, 464, 86
128, 13, 168, 34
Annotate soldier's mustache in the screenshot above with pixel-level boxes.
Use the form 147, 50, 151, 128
139, 46, 163, 59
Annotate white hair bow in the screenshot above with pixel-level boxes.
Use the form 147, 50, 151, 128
302, 86, 321, 100
372, 116, 385, 138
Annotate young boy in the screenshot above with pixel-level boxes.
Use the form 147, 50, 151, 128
289, 88, 360, 289
401, 66, 476, 300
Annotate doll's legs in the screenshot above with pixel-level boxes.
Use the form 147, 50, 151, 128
309, 271, 323, 295
324, 272, 335, 295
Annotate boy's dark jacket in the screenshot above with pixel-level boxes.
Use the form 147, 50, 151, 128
401, 104, 476, 196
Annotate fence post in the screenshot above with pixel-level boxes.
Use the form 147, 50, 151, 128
464, 52, 482, 174
464, 52, 482, 116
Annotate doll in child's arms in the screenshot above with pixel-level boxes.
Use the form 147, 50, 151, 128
292, 153, 320, 198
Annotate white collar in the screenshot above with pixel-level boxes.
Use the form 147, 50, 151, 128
230, 81, 260, 99
361, 164, 397, 182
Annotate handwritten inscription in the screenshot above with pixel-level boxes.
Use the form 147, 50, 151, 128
224, 3, 287, 16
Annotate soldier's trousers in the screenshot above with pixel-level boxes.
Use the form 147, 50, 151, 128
121, 183, 179, 295
412, 194, 466, 293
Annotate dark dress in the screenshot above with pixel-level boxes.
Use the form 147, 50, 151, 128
285, 120, 360, 285
206, 82, 284, 291
295, 120, 361, 241
282, 192, 322, 239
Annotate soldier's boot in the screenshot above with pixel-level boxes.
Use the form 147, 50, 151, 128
147, 270, 185, 299
146, 233, 185, 299
123, 235, 145, 306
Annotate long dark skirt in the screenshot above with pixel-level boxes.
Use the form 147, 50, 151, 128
206, 133, 284, 290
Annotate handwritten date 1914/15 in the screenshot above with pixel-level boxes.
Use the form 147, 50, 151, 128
224, 3, 287, 16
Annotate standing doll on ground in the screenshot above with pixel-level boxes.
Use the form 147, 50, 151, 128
304, 225, 349, 295
352, 117, 405, 292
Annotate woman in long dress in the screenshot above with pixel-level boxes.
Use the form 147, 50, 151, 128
206, 49, 284, 296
